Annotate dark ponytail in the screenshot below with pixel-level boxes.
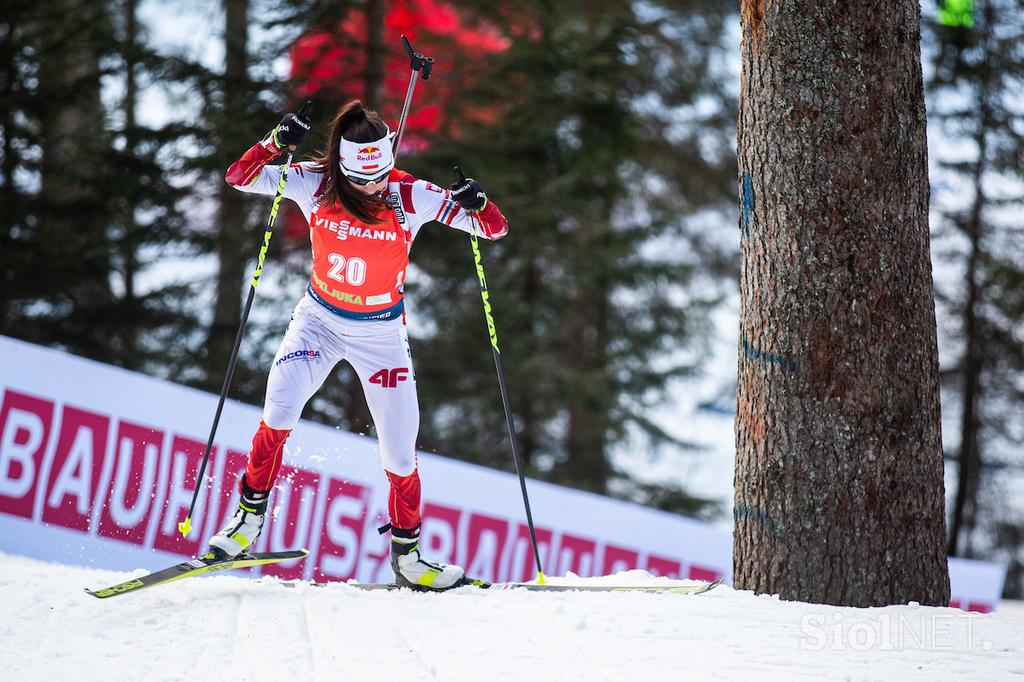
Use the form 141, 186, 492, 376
311, 100, 390, 224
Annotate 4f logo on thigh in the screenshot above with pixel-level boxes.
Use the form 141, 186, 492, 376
369, 367, 409, 388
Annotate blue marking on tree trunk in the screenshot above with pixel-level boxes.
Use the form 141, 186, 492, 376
743, 337, 798, 373
734, 504, 782, 536
742, 171, 754, 236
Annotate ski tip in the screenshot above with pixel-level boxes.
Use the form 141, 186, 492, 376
177, 517, 192, 538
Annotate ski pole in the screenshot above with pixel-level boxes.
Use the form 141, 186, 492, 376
392, 34, 433, 158
455, 166, 547, 584
178, 101, 311, 539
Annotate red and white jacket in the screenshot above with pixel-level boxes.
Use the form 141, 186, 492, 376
226, 140, 509, 320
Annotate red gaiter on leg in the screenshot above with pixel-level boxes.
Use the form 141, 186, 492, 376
245, 420, 291, 491
386, 469, 422, 531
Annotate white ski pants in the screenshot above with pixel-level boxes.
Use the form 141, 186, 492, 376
262, 294, 419, 477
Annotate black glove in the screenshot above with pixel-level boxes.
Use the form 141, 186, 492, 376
450, 177, 488, 211
272, 110, 312, 149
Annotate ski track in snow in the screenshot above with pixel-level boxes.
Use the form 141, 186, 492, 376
1, 553, 1022, 681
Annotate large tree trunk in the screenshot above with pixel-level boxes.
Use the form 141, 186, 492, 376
336, 0, 388, 436
515, 259, 542, 468
364, 0, 386, 111
37, 0, 115, 361
558, 243, 612, 493
206, 0, 250, 383
947, 87, 993, 559
0, 12, 22, 325
734, 0, 949, 606
947, 179, 983, 559
118, 0, 140, 369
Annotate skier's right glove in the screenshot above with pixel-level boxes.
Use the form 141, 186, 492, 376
450, 177, 488, 212
271, 110, 312, 149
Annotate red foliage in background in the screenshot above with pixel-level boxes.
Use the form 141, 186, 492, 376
290, 0, 507, 146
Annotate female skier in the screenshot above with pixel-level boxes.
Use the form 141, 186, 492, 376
206, 101, 509, 590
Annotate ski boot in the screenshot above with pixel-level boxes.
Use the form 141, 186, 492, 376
208, 476, 270, 559
386, 525, 466, 591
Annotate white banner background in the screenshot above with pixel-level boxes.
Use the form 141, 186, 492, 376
0, 335, 1004, 610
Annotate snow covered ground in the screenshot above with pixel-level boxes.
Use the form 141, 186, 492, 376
2, 552, 1022, 681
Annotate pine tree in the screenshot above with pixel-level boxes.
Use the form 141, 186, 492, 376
108, 0, 200, 375
204, 0, 256, 388
401, 0, 736, 513
0, 1, 193, 374
257, 0, 400, 435
154, 0, 736, 518
2, 1, 115, 358
928, 0, 1024, 597
191, 0, 300, 401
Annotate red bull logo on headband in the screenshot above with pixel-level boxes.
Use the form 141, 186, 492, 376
356, 147, 384, 164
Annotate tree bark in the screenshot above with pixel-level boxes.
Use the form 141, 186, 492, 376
734, 0, 950, 606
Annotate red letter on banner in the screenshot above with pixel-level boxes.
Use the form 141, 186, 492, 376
152, 435, 211, 557
507, 523, 553, 583
556, 533, 598, 577
97, 420, 163, 545
315, 477, 370, 582
421, 502, 462, 565
645, 553, 683, 578
601, 544, 640, 575
464, 512, 509, 583
0, 390, 55, 519
42, 405, 110, 531
687, 563, 722, 582
262, 465, 320, 580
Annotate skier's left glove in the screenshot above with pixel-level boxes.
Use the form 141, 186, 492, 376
450, 177, 488, 211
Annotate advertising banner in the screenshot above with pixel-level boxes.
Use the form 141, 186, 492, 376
0, 335, 729, 587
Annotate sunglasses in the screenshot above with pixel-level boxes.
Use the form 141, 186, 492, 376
346, 170, 390, 186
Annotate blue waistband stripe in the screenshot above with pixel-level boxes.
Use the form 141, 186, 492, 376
307, 285, 404, 321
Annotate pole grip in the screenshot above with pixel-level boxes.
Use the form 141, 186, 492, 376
401, 34, 434, 80
393, 36, 435, 162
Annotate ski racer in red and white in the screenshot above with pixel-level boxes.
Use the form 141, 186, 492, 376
207, 100, 509, 591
